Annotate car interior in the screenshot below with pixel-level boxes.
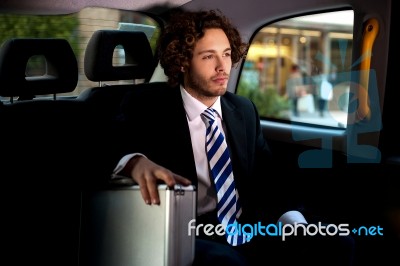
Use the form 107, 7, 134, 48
0, 0, 398, 265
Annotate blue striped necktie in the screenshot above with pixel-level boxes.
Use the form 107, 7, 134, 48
201, 108, 248, 246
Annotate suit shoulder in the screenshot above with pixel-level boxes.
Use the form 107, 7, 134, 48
129, 81, 172, 96
123, 82, 175, 102
121, 82, 178, 113
223, 91, 255, 108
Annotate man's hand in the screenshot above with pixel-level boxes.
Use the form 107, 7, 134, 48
123, 156, 192, 205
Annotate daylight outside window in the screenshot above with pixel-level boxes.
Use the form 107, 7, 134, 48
237, 10, 354, 128
0, 7, 160, 101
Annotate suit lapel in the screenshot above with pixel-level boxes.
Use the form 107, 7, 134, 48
167, 86, 198, 183
221, 96, 248, 181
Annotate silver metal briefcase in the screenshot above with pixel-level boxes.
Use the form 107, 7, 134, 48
79, 181, 196, 266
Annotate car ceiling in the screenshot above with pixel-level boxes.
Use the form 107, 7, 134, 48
0, 0, 354, 32
0, 0, 192, 15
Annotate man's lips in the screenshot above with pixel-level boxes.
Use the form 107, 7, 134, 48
212, 76, 228, 83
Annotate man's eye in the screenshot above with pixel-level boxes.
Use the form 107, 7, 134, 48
203, 55, 213, 59
224, 52, 231, 57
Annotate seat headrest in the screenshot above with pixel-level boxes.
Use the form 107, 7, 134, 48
0, 38, 78, 98
84, 30, 154, 82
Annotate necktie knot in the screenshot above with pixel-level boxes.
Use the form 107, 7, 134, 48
201, 108, 216, 127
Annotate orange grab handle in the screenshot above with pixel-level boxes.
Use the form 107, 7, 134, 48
357, 18, 379, 121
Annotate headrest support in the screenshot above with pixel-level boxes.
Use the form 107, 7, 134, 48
0, 38, 78, 97
84, 30, 154, 82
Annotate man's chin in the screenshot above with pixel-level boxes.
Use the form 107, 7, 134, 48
214, 86, 227, 95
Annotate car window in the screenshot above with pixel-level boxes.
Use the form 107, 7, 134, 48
237, 10, 354, 128
0, 7, 160, 100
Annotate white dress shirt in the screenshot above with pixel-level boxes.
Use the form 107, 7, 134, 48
113, 86, 307, 224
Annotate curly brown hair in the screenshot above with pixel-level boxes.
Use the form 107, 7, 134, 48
157, 9, 248, 87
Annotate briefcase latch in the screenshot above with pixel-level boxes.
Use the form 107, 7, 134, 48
174, 184, 185, 196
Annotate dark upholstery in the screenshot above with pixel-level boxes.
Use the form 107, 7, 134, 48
0, 37, 84, 164
0, 38, 78, 98
78, 30, 156, 123
76, 29, 157, 180
84, 30, 154, 82
76, 30, 157, 265
0, 38, 87, 266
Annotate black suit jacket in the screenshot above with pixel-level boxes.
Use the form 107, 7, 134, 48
113, 82, 296, 224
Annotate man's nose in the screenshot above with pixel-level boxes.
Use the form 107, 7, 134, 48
215, 56, 225, 72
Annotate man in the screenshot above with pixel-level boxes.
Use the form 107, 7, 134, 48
112, 9, 353, 266
287, 64, 305, 117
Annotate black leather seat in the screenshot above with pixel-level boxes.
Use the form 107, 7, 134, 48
0, 38, 78, 101
76, 29, 159, 265
0, 37, 88, 178
78, 30, 156, 121
0, 38, 88, 266
76, 30, 157, 185
83, 29, 155, 83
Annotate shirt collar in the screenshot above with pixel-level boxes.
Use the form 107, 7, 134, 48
180, 86, 223, 121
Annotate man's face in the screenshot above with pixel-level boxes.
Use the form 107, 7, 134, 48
183, 28, 232, 105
